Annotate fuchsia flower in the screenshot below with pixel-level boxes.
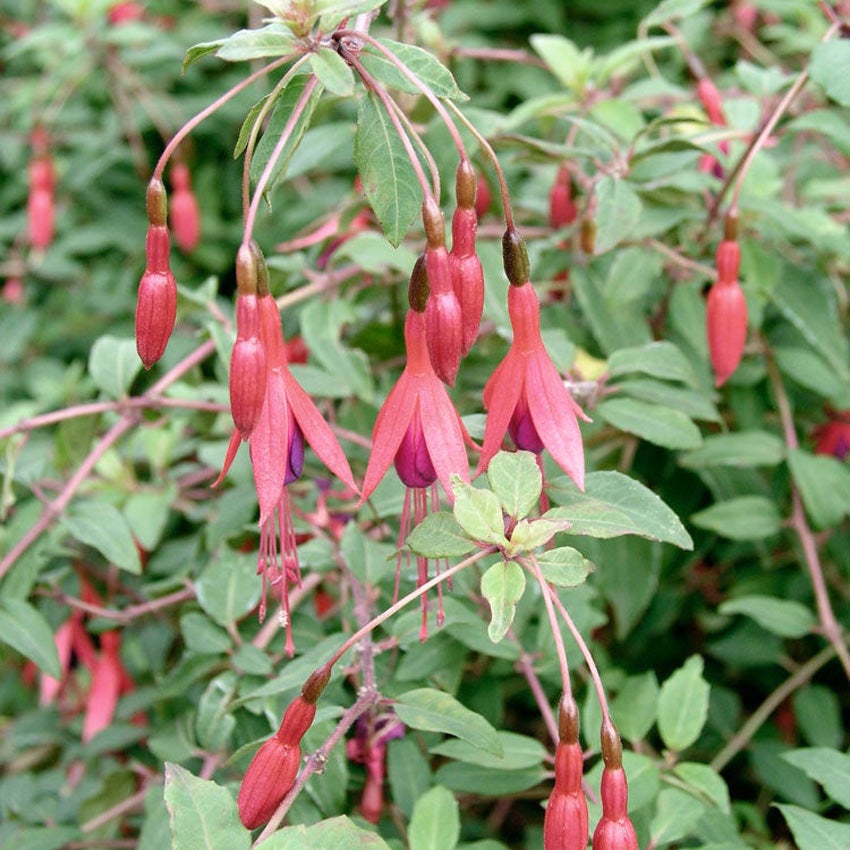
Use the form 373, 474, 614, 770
360, 298, 471, 638
218, 244, 357, 654
477, 234, 587, 488
169, 162, 201, 253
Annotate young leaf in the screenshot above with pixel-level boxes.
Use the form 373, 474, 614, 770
506, 518, 566, 555
451, 478, 508, 546
394, 688, 502, 756
546, 471, 693, 549
657, 655, 710, 752
536, 546, 594, 588
408, 786, 460, 850
354, 92, 422, 247
480, 561, 526, 643
0, 598, 61, 679
163, 763, 250, 850
215, 23, 295, 62
360, 39, 467, 101
406, 511, 477, 559
593, 176, 642, 253
486, 450, 541, 520
310, 47, 355, 97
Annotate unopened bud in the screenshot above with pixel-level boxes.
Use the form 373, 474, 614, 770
502, 227, 530, 287
135, 270, 177, 369
408, 253, 429, 313
301, 664, 331, 704
455, 159, 477, 210
146, 177, 167, 227
422, 197, 445, 248
237, 736, 300, 829
424, 245, 463, 385
277, 696, 317, 745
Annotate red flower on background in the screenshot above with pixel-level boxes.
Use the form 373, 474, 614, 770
169, 162, 201, 252
706, 237, 747, 387
477, 280, 587, 488
360, 307, 471, 637
814, 412, 850, 460
28, 130, 55, 250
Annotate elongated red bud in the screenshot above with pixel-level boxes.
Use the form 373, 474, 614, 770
502, 227, 530, 287
277, 696, 317, 745
237, 736, 301, 829
450, 253, 484, 355
550, 165, 577, 229
145, 225, 171, 273
135, 269, 177, 369
230, 295, 266, 439
29, 157, 54, 192
592, 766, 638, 850
423, 245, 463, 385
706, 278, 747, 387
408, 253, 429, 313
28, 188, 54, 249
422, 197, 445, 248
475, 174, 492, 219
456, 159, 477, 210
169, 163, 200, 252
697, 78, 725, 126
146, 178, 167, 227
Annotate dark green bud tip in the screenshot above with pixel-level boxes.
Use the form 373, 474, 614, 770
301, 664, 332, 705
422, 197, 445, 248
600, 717, 623, 769
724, 209, 738, 242
248, 240, 270, 297
558, 694, 580, 744
456, 159, 477, 210
408, 253, 429, 312
235, 244, 258, 296
502, 226, 530, 286
146, 178, 168, 227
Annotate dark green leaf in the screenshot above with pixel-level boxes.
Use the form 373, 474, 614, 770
0, 598, 61, 679
360, 39, 467, 101
782, 748, 850, 809
691, 497, 782, 541
597, 398, 702, 450
63, 501, 142, 574
88, 335, 141, 399
430, 731, 546, 770
679, 431, 786, 468
719, 595, 815, 639
787, 448, 850, 529
775, 804, 850, 850
195, 551, 261, 627
657, 655, 710, 751
607, 341, 698, 386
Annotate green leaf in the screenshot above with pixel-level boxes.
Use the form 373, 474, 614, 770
480, 561, 526, 642
641, 0, 712, 29
596, 36, 675, 84
387, 738, 432, 819
810, 41, 850, 107
407, 511, 477, 559
233, 94, 270, 159
434, 761, 545, 796
608, 341, 698, 386
486, 450, 541, 519
408, 786, 460, 850
657, 655, 710, 751
593, 176, 642, 254
394, 688, 502, 756
195, 673, 237, 752
182, 40, 225, 73
535, 546, 594, 587
611, 672, 659, 743
775, 804, 850, 850
318, 0, 390, 32
679, 431, 786, 468
597, 398, 702, 450
691, 496, 782, 541
163, 763, 250, 850
529, 34, 592, 95
673, 762, 731, 813
0, 598, 61, 679
452, 478, 508, 546
215, 23, 295, 62
787, 448, 850, 529
506, 518, 567, 555
340, 522, 394, 585
354, 91, 422, 247
782, 748, 850, 809
125, 487, 176, 551
650, 787, 706, 845
430, 731, 546, 770
718, 595, 815, 639
546, 470, 693, 549
360, 39, 467, 101
180, 612, 231, 655
617, 378, 721, 423
88, 335, 141, 399
195, 551, 261, 627
250, 74, 325, 196
310, 47, 355, 96
63, 501, 142, 573
0, 827, 81, 850
794, 685, 843, 749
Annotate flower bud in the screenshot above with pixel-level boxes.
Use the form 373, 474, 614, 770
135, 269, 177, 369
230, 295, 266, 439
455, 158, 477, 211
706, 277, 747, 387
475, 174, 492, 220
696, 78, 725, 126
424, 245, 464, 385
169, 163, 200, 252
145, 225, 171, 274
394, 410, 438, 488
301, 664, 331, 704
450, 252, 484, 355
422, 197, 445, 248
715, 240, 741, 284
592, 766, 638, 850
29, 156, 54, 193
146, 177, 168, 227
549, 165, 577, 229
27, 188, 54, 249
237, 736, 300, 829
408, 253, 429, 313
277, 695, 317, 745
502, 227, 530, 287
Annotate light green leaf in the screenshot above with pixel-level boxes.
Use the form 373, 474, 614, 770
787, 448, 850, 529
408, 786, 460, 850
650, 787, 706, 844
63, 501, 142, 574
782, 748, 850, 808
641, 0, 712, 29
529, 34, 592, 94
215, 23, 295, 62
535, 546, 594, 587
195, 673, 237, 752
180, 612, 231, 655
406, 512, 477, 559
775, 804, 850, 850
452, 478, 508, 546
234, 94, 271, 159
354, 92, 422, 247
593, 176, 642, 253
673, 762, 731, 812
679, 431, 785, 468
434, 761, 545, 796
182, 39, 225, 72
125, 487, 176, 551
360, 39, 467, 101
617, 378, 721, 422
608, 341, 698, 386
394, 688, 502, 756
310, 47, 355, 96
657, 655, 710, 751
0, 598, 61, 679
597, 397, 702, 449
163, 763, 250, 850
195, 551, 261, 627
718, 595, 815, 639
810, 41, 850, 107
318, 0, 386, 31
506, 518, 567, 555
89, 335, 141, 399
430, 731, 546, 770
596, 35, 675, 83
486, 450, 541, 519
611, 672, 659, 743
691, 496, 782, 541
546, 470, 693, 549
340, 522, 394, 585
480, 561, 526, 643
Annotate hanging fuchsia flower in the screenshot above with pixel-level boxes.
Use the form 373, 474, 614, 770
217, 244, 357, 655
360, 268, 472, 637
477, 228, 587, 488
